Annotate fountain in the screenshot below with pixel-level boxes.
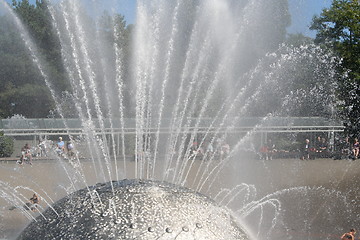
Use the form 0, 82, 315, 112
18, 179, 249, 239
0, 0, 359, 239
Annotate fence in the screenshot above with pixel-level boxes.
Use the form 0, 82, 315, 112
0, 117, 344, 158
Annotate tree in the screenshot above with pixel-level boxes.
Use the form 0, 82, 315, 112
0, 132, 14, 157
11, 0, 68, 92
95, 11, 134, 117
244, 44, 341, 118
310, 0, 360, 138
0, 84, 54, 118
0, 0, 68, 118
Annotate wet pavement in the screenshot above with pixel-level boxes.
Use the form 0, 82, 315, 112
0, 156, 359, 239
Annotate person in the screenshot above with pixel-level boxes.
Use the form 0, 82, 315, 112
67, 141, 75, 158
266, 139, 276, 160
314, 136, 322, 152
206, 142, 214, 154
342, 137, 352, 159
56, 137, 65, 155
259, 144, 268, 160
334, 136, 351, 160
318, 137, 329, 158
352, 138, 359, 160
24, 193, 40, 212
215, 138, 222, 157
320, 137, 328, 151
341, 228, 356, 240
38, 138, 48, 157
300, 139, 311, 160
18, 143, 32, 165
189, 141, 201, 159
29, 193, 40, 211
220, 142, 230, 160
314, 136, 322, 158
204, 142, 214, 160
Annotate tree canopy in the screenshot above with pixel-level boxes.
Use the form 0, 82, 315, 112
311, 0, 360, 137
0, 0, 132, 119
2, 0, 358, 135
0, 0, 63, 118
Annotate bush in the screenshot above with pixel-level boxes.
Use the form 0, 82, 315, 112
0, 132, 14, 157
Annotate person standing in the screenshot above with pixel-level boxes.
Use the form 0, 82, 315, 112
266, 139, 276, 160
318, 137, 329, 158
342, 137, 352, 159
300, 139, 311, 160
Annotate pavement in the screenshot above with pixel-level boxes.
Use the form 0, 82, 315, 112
0, 157, 360, 239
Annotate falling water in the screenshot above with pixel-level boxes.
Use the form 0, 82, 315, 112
0, 0, 358, 239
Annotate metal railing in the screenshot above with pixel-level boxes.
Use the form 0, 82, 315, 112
0, 117, 344, 137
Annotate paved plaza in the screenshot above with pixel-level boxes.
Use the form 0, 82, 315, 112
0, 156, 359, 239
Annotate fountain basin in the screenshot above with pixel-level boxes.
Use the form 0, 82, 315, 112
17, 179, 249, 240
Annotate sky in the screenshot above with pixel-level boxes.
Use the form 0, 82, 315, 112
288, 0, 332, 37
4, 0, 332, 37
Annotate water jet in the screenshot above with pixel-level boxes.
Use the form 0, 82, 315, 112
0, 0, 358, 239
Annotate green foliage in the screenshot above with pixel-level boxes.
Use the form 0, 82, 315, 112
0, 0, 132, 119
0, 0, 291, 120
0, 84, 54, 118
310, 0, 360, 137
0, 0, 65, 118
0, 132, 14, 157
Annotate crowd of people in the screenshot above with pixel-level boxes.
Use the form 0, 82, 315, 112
188, 139, 230, 160
18, 136, 76, 165
259, 135, 360, 161
17, 134, 360, 164
299, 136, 331, 160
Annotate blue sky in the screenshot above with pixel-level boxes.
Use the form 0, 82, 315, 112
5, 0, 332, 37
288, 0, 332, 36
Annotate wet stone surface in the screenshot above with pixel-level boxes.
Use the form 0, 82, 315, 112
17, 179, 249, 240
